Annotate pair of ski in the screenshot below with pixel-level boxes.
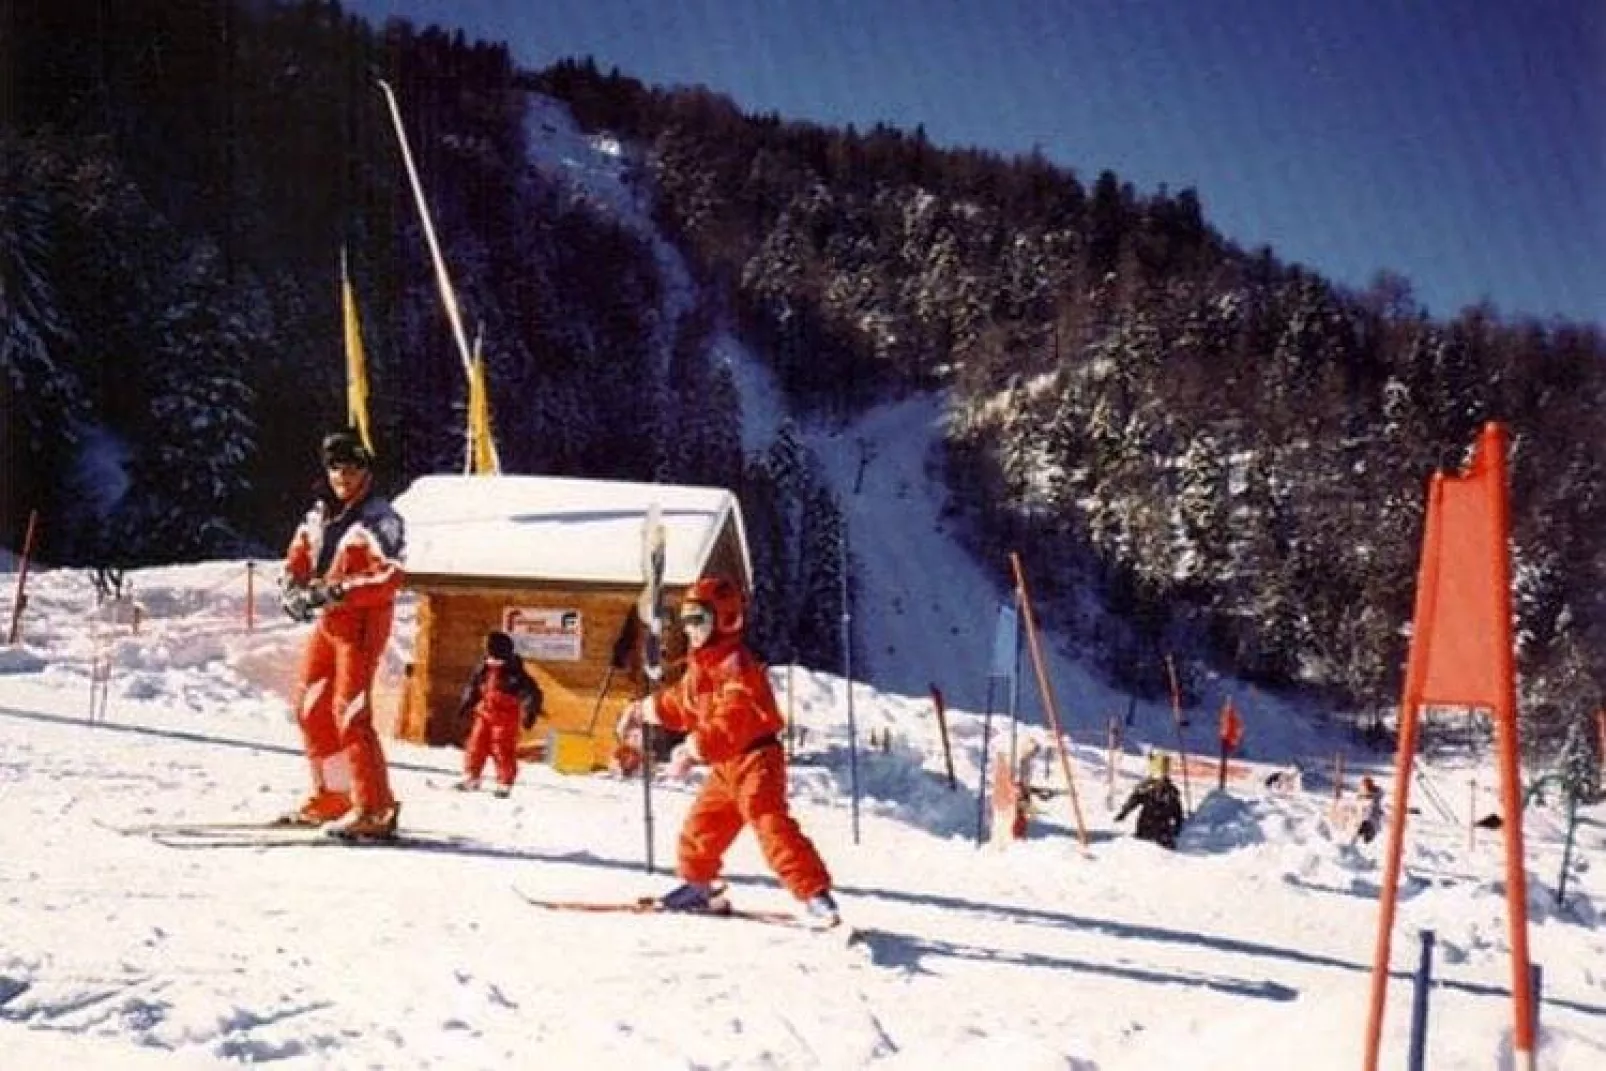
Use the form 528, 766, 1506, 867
100, 818, 467, 850
107, 821, 862, 942
426, 777, 513, 798
514, 885, 864, 945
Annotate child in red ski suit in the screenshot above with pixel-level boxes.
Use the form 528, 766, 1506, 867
454, 630, 544, 797
619, 576, 839, 925
279, 429, 405, 839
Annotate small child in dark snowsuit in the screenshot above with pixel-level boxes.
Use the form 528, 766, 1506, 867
455, 631, 543, 797
1115, 752, 1186, 849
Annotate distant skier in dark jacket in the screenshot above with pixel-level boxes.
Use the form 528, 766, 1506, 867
453, 630, 544, 797
1116, 752, 1185, 849
1351, 775, 1384, 845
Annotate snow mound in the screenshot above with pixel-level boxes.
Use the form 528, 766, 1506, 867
0, 645, 46, 674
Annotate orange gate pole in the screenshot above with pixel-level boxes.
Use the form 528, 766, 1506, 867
1009, 552, 1088, 848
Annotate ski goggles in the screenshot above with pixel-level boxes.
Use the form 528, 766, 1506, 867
679, 606, 714, 631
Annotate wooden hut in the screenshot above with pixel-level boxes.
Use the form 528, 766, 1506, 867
390, 473, 752, 771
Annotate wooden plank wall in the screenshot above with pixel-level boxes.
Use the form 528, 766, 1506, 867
394, 519, 751, 765
399, 581, 696, 751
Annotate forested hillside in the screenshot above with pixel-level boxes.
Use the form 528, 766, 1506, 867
3, 1, 1602, 751
536, 60, 1606, 748
3, 0, 843, 670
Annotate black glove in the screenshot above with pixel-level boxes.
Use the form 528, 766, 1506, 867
281, 579, 342, 623
280, 580, 315, 623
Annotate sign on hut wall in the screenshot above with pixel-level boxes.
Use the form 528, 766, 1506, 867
505, 606, 583, 661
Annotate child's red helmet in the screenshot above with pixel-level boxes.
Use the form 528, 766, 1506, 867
683, 575, 745, 635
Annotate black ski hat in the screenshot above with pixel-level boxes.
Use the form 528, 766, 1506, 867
321, 429, 372, 469
486, 630, 516, 660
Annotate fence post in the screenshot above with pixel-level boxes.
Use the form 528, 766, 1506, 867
1408, 929, 1436, 1071
7, 509, 39, 645
245, 561, 257, 632
930, 683, 956, 790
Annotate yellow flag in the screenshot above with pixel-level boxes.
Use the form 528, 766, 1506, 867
466, 333, 501, 475
341, 247, 375, 458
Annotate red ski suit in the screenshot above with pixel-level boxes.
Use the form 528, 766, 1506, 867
461, 659, 540, 788
655, 635, 831, 901
283, 489, 404, 815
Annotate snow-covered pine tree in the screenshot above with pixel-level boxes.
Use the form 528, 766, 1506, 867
793, 481, 846, 670
738, 457, 789, 661
109, 241, 260, 560
1559, 720, 1601, 805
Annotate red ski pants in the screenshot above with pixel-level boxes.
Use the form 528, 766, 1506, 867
293, 603, 395, 813
677, 742, 831, 901
463, 709, 521, 787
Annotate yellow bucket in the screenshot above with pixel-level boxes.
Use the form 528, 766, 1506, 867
548, 729, 600, 775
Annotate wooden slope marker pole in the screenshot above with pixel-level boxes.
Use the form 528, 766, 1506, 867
1008, 552, 1088, 849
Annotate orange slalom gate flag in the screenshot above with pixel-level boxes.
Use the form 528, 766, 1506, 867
1412, 427, 1506, 710
1219, 699, 1244, 752
1366, 424, 1534, 1071
340, 248, 375, 458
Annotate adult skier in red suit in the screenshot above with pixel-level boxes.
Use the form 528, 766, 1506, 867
278, 430, 406, 839
619, 576, 839, 926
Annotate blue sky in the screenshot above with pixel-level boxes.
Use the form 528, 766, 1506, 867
348, 0, 1604, 327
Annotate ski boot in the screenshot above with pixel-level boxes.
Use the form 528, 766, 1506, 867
325, 802, 401, 842
656, 881, 730, 914
804, 890, 841, 929
277, 789, 351, 827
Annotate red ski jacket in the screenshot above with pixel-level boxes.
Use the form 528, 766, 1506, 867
654, 635, 783, 764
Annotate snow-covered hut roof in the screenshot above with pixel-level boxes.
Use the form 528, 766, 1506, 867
391, 474, 750, 588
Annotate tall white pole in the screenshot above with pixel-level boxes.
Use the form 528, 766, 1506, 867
376, 78, 475, 383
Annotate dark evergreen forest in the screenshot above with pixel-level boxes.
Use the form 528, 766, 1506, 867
3, 1, 1602, 753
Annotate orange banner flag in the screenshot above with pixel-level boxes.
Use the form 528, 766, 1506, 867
1412, 426, 1509, 709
